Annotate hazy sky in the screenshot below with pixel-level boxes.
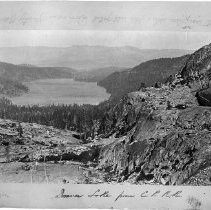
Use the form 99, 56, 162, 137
1, 1, 211, 50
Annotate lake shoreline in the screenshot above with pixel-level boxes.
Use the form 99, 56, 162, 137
9, 78, 110, 106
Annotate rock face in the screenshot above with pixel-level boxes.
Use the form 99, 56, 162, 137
180, 43, 211, 106
98, 49, 211, 185
180, 43, 211, 90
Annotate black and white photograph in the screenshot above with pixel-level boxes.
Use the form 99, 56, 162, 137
0, 1, 211, 209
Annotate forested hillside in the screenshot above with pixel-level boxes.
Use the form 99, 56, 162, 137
74, 66, 128, 82
0, 97, 118, 140
0, 77, 28, 96
0, 61, 76, 82
98, 55, 189, 97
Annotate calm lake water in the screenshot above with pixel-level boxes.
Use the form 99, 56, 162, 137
11, 79, 110, 106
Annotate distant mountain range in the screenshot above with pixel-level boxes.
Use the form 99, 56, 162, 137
0, 46, 193, 71
98, 55, 189, 97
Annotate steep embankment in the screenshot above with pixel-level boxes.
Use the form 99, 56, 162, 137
98, 55, 189, 98
97, 44, 211, 185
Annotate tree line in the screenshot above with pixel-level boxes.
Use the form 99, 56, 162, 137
0, 97, 120, 140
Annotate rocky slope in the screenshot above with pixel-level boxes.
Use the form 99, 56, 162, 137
180, 43, 211, 106
0, 119, 104, 183
98, 84, 211, 185
0, 118, 102, 164
96, 44, 211, 186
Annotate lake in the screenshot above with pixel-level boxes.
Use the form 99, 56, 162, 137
10, 78, 110, 106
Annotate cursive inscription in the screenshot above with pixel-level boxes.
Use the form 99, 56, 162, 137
54, 188, 183, 202
115, 191, 135, 202
55, 188, 83, 198
1, 10, 211, 31
88, 189, 111, 198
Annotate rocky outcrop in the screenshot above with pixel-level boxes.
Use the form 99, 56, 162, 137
180, 43, 211, 90
98, 83, 211, 185
35, 145, 100, 163
180, 43, 211, 107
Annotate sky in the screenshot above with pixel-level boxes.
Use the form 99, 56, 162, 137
1, 1, 211, 50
